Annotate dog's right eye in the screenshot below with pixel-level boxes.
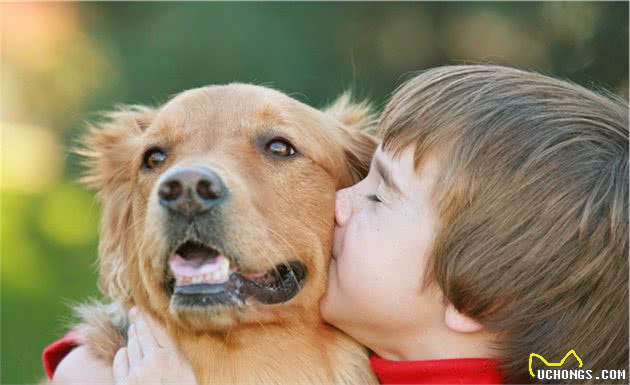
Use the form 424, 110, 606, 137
142, 148, 167, 170
265, 137, 297, 157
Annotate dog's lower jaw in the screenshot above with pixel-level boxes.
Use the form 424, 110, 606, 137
169, 306, 243, 331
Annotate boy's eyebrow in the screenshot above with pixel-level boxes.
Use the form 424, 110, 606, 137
374, 156, 403, 197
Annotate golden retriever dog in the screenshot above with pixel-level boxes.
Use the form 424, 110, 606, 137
64, 84, 378, 384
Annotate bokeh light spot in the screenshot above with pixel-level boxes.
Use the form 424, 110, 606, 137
37, 183, 98, 248
1, 122, 64, 193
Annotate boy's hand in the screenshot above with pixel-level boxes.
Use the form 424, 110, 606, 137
113, 307, 198, 385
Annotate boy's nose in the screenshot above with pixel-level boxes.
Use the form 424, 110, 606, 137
335, 189, 352, 227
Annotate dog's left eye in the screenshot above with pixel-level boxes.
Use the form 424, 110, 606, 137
265, 138, 297, 157
142, 147, 167, 170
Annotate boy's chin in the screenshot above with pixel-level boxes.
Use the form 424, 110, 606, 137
321, 260, 366, 329
321, 306, 351, 334
319, 288, 337, 324
320, 290, 351, 329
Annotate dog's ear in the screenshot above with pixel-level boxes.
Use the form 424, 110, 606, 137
77, 105, 156, 303
324, 92, 378, 186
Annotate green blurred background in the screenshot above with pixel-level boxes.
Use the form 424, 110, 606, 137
1, 2, 628, 383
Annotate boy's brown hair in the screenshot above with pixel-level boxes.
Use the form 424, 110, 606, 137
379, 65, 628, 383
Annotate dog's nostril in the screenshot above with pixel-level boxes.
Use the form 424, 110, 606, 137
197, 179, 212, 200
197, 179, 222, 200
159, 180, 183, 201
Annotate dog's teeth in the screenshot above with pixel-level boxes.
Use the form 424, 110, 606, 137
173, 269, 230, 286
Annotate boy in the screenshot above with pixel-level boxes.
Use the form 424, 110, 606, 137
321, 65, 628, 383
45, 65, 628, 384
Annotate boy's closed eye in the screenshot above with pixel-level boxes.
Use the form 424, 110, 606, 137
369, 182, 392, 205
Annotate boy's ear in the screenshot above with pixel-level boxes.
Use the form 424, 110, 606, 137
324, 92, 378, 185
76, 105, 156, 302
444, 303, 485, 333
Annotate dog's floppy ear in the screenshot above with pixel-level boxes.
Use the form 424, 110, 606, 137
77, 105, 156, 303
324, 92, 378, 185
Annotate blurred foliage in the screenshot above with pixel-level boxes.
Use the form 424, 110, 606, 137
1, 2, 628, 383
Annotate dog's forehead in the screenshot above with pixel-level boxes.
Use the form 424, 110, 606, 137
143, 84, 345, 171
152, 84, 306, 134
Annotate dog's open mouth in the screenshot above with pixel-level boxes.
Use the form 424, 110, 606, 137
166, 241, 307, 307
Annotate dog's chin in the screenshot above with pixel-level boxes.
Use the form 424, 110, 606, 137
164, 241, 307, 321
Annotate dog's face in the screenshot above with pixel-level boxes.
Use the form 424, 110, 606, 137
82, 84, 375, 331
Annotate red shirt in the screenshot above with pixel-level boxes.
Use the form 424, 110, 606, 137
370, 354, 503, 384
43, 334, 503, 384
42, 331, 79, 379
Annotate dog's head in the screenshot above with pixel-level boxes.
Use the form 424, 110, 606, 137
80, 84, 376, 331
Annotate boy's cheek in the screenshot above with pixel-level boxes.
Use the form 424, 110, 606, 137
321, 259, 357, 324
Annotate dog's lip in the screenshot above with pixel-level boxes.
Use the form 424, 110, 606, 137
166, 261, 308, 306
165, 239, 308, 306
237, 261, 307, 304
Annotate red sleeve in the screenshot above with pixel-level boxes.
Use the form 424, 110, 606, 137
42, 330, 80, 379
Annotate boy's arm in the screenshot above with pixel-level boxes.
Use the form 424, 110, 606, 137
42, 331, 113, 385
42, 331, 79, 380
52, 346, 113, 385
44, 309, 196, 385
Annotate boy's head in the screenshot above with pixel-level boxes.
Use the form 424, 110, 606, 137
321, 65, 628, 383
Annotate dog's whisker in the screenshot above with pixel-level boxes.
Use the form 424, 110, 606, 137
247, 228, 292, 283
265, 228, 302, 287
241, 226, 286, 280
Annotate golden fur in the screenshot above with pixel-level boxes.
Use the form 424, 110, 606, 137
66, 84, 378, 384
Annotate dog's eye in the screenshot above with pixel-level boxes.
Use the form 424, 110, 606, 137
142, 147, 167, 170
265, 138, 296, 157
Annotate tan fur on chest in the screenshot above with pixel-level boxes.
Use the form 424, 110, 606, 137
180, 324, 374, 384
74, 301, 376, 385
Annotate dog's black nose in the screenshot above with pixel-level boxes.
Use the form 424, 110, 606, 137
158, 167, 226, 219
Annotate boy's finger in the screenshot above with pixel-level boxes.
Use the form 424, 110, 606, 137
133, 315, 159, 354
127, 324, 143, 367
113, 347, 129, 384
128, 306, 139, 323
143, 313, 177, 350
